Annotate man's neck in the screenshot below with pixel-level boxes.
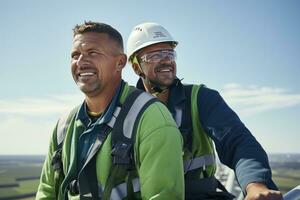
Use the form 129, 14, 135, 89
155, 89, 169, 104
85, 81, 121, 114
85, 94, 110, 115
143, 81, 169, 104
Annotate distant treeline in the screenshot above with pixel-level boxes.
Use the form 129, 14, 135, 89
0, 183, 19, 188
270, 162, 300, 169
0, 193, 36, 200
16, 176, 40, 181
0, 155, 45, 163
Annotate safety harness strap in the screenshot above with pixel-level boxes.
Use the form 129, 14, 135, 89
110, 177, 140, 200
111, 89, 157, 165
51, 106, 79, 198
78, 154, 99, 199
173, 84, 198, 155
185, 177, 235, 200
181, 84, 194, 153
77, 125, 112, 199
56, 106, 79, 148
103, 89, 158, 200
184, 155, 216, 173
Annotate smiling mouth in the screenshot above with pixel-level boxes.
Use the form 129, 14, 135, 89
160, 69, 171, 72
155, 63, 174, 73
156, 67, 173, 73
79, 72, 96, 77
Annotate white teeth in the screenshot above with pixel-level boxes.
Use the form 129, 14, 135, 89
80, 72, 95, 76
161, 69, 170, 72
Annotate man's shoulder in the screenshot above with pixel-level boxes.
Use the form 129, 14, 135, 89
140, 100, 177, 129
120, 86, 174, 127
55, 105, 81, 144
136, 101, 180, 143
182, 83, 221, 101
119, 81, 177, 127
119, 82, 139, 104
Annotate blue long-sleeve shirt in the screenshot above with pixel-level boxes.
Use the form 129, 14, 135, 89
196, 84, 277, 193
137, 78, 278, 193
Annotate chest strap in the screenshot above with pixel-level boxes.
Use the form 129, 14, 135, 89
184, 155, 215, 173
77, 125, 112, 199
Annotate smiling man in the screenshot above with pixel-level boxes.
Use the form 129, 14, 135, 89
36, 21, 184, 200
127, 22, 283, 200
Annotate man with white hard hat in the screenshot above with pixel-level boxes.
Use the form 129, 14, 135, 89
127, 22, 283, 200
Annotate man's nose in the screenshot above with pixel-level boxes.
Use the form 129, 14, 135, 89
160, 55, 173, 63
77, 54, 89, 67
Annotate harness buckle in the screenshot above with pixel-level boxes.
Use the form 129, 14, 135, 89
68, 179, 79, 195
111, 141, 133, 165
51, 149, 63, 171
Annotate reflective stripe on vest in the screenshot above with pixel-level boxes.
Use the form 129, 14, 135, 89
81, 183, 104, 199
56, 113, 71, 145
80, 170, 141, 199
123, 92, 155, 138
174, 106, 182, 127
107, 106, 121, 128
184, 155, 215, 173
109, 178, 140, 200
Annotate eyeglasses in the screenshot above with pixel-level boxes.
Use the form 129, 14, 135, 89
140, 49, 176, 63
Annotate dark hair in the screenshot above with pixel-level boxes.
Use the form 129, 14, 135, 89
73, 21, 124, 51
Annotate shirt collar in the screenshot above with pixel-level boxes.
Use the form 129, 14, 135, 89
136, 77, 186, 108
136, 78, 145, 91
167, 79, 186, 112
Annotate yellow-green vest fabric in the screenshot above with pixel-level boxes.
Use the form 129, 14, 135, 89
183, 84, 216, 178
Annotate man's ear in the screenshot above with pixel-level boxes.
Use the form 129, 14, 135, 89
132, 62, 143, 76
116, 54, 127, 71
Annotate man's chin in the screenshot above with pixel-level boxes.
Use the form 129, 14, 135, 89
160, 79, 175, 87
77, 84, 101, 97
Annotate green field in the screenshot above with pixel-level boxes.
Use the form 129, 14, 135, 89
272, 168, 300, 194
0, 156, 43, 199
0, 155, 299, 199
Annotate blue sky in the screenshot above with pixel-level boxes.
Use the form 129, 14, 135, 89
0, 0, 299, 155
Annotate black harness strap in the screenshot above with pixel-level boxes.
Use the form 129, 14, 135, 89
180, 85, 194, 153
185, 177, 235, 200
51, 106, 78, 198
77, 125, 112, 200
102, 89, 158, 200
111, 89, 158, 166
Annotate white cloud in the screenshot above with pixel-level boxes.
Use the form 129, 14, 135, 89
1, 86, 300, 154
0, 94, 83, 116
0, 93, 84, 154
0, 117, 53, 155
220, 83, 300, 117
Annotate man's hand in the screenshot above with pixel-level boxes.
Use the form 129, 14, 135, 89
245, 182, 283, 200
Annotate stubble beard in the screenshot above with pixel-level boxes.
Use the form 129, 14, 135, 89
77, 81, 102, 97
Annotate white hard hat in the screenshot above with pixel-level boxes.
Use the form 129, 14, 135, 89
127, 22, 178, 62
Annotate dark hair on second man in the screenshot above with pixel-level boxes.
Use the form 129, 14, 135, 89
73, 21, 124, 51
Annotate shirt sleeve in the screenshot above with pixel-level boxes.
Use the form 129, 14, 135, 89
198, 86, 278, 193
35, 125, 57, 200
135, 102, 185, 200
